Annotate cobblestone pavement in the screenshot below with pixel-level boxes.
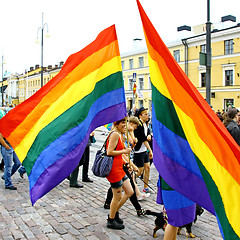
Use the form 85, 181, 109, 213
0, 130, 222, 240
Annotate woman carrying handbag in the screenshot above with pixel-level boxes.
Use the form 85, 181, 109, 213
105, 117, 134, 230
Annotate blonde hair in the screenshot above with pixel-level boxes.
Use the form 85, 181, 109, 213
128, 116, 140, 126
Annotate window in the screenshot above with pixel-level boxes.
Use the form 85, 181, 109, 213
121, 60, 124, 70
225, 39, 233, 55
201, 44, 206, 53
225, 70, 233, 86
139, 57, 144, 68
129, 59, 133, 69
224, 99, 234, 110
139, 77, 144, 90
138, 100, 143, 108
173, 50, 180, 62
201, 73, 206, 87
148, 76, 152, 89
129, 78, 133, 90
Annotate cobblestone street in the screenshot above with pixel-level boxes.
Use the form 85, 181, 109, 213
0, 130, 222, 239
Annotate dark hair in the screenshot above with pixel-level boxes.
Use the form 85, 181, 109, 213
114, 117, 127, 126
134, 107, 148, 118
223, 108, 238, 126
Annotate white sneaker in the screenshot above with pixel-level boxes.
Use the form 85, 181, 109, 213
137, 192, 150, 201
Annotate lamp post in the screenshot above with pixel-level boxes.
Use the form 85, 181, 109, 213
1, 55, 6, 107
206, 0, 212, 105
36, 12, 50, 87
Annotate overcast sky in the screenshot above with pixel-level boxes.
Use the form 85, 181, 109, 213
0, 0, 239, 74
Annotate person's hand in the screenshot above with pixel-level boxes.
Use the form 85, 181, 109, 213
133, 137, 138, 144
124, 148, 132, 155
147, 134, 151, 141
149, 151, 153, 159
133, 166, 139, 173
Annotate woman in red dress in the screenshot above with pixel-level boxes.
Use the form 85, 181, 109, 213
106, 117, 134, 230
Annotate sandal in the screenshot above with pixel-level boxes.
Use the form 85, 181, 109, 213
137, 208, 147, 216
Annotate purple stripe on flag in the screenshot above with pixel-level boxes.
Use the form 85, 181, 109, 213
166, 204, 196, 227
153, 137, 214, 214
30, 102, 126, 205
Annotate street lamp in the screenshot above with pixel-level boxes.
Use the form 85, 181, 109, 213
36, 12, 50, 87
206, 0, 212, 105
1, 55, 6, 107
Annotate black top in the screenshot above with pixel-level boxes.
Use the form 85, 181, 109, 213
226, 120, 240, 146
134, 119, 150, 151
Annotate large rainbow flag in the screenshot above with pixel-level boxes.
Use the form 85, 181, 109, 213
136, 0, 240, 239
0, 25, 126, 205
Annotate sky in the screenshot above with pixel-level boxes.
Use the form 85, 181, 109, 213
0, 0, 240, 74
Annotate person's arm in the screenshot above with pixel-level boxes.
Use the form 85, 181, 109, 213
0, 133, 11, 150
143, 140, 153, 159
107, 132, 131, 156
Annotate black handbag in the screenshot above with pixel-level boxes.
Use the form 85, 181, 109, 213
92, 133, 114, 177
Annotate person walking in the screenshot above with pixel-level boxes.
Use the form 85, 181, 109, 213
0, 133, 21, 190
223, 108, 240, 146
106, 117, 134, 230
133, 107, 153, 193
82, 132, 94, 183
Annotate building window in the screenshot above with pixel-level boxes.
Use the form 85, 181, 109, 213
129, 78, 133, 90
201, 44, 206, 53
225, 39, 233, 55
148, 76, 151, 89
201, 73, 206, 87
139, 77, 144, 90
173, 50, 180, 62
129, 59, 133, 69
121, 60, 124, 70
224, 99, 234, 110
225, 70, 233, 86
138, 100, 143, 107
139, 57, 144, 68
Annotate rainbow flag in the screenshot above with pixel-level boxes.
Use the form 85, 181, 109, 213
104, 122, 113, 131
0, 25, 126, 205
136, 0, 240, 239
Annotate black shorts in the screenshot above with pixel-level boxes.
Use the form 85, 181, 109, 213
133, 151, 149, 168
110, 175, 128, 189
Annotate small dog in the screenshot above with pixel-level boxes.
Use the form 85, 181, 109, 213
177, 204, 204, 238
146, 210, 167, 238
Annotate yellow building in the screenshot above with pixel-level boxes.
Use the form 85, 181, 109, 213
121, 49, 150, 110
14, 16, 240, 113
121, 16, 240, 112
18, 63, 63, 103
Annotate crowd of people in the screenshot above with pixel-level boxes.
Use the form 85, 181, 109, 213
1, 104, 240, 239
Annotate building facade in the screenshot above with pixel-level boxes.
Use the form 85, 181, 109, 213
121, 17, 240, 112
4, 16, 240, 113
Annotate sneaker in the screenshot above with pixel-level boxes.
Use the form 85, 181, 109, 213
5, 185, 17, 190
143, 188, 150, 193
138, 192, 150, 201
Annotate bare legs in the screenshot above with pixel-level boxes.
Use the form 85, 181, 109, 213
143, 162, 150, 190
109, 178, 134, 219
164, 224, 178, 240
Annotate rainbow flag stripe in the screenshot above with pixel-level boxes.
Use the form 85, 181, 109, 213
0, 25, 126, 205
137, 0, 240, 239
104, 122, 113, 131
